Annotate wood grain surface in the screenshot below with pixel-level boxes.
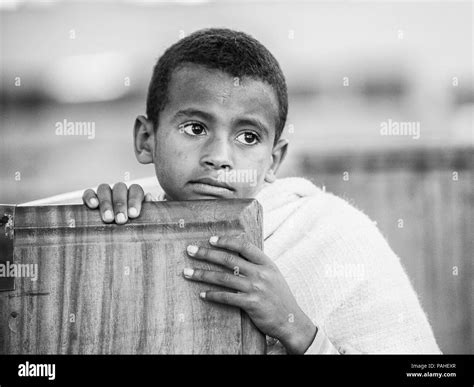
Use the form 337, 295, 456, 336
0, 200, 266, 354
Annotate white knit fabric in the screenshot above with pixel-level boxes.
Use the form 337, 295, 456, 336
254, 177, 441, 354
21, 176, 442, 354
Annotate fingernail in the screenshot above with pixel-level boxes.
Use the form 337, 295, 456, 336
183, 268, 194, 278
104, 210, 113, 221
199, 292, 206, 299
116, 213, 126, 223
187, 245, 198, 256
128, 207, 138, 217
90, 198, 98, 207
209, 236, 219, 244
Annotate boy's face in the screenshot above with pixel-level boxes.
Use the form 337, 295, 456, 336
134, 64, 288, 200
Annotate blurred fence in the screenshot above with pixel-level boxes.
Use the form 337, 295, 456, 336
297, 147, 474, 354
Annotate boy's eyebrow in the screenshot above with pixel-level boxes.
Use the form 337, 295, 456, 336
173, 108, 215, 123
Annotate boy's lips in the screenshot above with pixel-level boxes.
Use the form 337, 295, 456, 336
189, 177, 235, 191
188, 177, 235, 198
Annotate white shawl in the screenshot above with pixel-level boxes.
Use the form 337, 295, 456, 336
255, 177, 441, 354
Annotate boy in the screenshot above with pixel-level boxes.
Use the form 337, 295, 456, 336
82, 28, 441, 354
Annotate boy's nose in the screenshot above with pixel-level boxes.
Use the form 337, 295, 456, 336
200, 138, 233, 170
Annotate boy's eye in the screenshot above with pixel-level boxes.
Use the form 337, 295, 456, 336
236, 131, 260, 145
181, 122, 207, 136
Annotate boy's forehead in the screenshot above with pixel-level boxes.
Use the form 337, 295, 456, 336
165, 64, 279, 128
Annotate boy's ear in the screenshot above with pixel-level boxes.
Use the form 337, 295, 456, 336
265, 138, 289, 183
134, 115, 155, 164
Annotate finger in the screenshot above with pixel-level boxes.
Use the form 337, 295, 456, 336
127, 184, 144, 218
183, 268, 251, 293
208, 235, 270, 265
112, 182, 128, 224
144, 192, 155, 202
186, 244, 253, 276
82, 189, 99, 209
96, 184, 114, 223
200, 290, 249, 309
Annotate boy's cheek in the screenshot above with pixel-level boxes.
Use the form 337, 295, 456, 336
233, 170, 268, 197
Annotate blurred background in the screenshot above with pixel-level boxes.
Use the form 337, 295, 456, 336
0, 0, 472, 353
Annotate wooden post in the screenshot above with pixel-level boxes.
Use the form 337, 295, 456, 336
0, 200, 266, 354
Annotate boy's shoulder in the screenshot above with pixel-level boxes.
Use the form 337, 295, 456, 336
258, 176, 377, 230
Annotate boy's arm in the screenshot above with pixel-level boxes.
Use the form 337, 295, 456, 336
266, 328, 361, 354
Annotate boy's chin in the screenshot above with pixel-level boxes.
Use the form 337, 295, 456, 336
164, 191, 235, 201
164, 189, 258, 201
162, 182, 263, 201
181, 192, 239, 200
188, 191, 259, 200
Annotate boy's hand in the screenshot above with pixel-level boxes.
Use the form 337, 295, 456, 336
183, 235, 318, 354
82, 183, 154, 224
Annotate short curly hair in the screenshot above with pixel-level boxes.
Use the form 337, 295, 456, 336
146, 28, 288, 145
